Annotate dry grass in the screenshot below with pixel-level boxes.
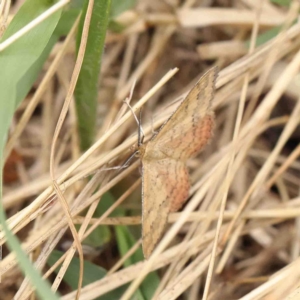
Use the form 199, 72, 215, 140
1, 0, 300, 299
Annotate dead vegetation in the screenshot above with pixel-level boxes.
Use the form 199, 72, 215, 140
1, 0, 300, 299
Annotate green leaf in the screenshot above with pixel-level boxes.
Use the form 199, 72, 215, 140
74, 0, 111, 150
83, 191, 124, 247
83, 192, 115, 247
245, 17, 297, 48
109, 19, 126, 33
111, 0, 137, 18
0, 2, 63, 299
54, 6, 81, 36
83, 223, 111, 248
48, 250, 126, 300
0, 214, 59, 299
245, 26, 282, 48
115, 226, 160, 300
271, 0, 291, 6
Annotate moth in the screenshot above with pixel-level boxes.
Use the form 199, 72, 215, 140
137, 67, 217, 258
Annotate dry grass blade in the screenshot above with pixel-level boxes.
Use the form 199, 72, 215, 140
49, 1, 94, 299
2, 1, 300, 299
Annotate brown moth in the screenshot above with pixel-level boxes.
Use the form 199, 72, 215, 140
138, 67, 217, 258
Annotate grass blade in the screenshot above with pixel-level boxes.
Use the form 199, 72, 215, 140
0, 1, 63, 298
75, 0, 111, 150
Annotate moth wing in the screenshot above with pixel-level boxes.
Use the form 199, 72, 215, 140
150, 67, 217, 160
142, 158, 189, 258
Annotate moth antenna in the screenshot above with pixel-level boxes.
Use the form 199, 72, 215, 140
122, 150, 139, 168
81, 150, 138, 179
138, 109, 145, 146
123, 99, 145, 146
115, 79, 137, 122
